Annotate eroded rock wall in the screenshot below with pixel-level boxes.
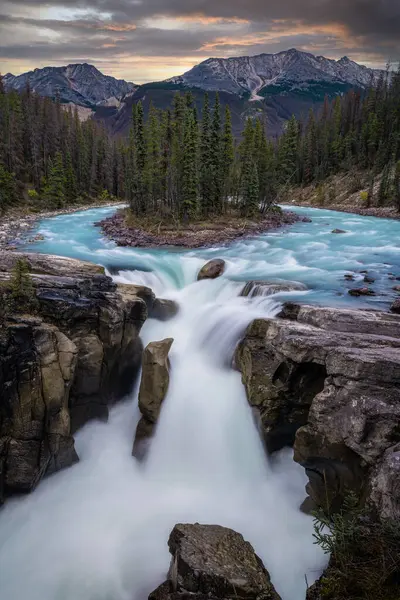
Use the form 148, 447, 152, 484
235, 303, 400, 518
0, 253, 149, 500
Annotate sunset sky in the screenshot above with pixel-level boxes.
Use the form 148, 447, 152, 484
0, 0, 399, 82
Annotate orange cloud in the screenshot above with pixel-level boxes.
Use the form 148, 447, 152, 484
201, 19, 356, 52
100, 23, 137, 32
175, 14, 249, 25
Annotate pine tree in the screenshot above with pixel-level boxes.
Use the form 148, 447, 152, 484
394, 160, 400, 212
240, 119, 259, 216
65, 150, 77, 203
134, 101, 147, 213
199, 94, 212, 216
210, 93, 222, 213
42, 151, 65, 208
221, 105, 235, 212
0, 164, 16, 214
10, 258, 38, 313
279, 115, 299, 185
182, 110, 199, 220
146, 103, 162, 212
378, 163, 391, 206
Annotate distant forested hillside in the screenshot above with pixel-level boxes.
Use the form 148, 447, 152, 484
1, 66, 399, 218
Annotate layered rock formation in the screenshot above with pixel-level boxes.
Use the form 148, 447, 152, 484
235, 303, 400, 517
0, 252, 148, 501
149, 523, 281, 600
133, 338, 173, 458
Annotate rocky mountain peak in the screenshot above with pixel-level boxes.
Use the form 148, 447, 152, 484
3, 63, 137, 108
167, 48, 387, 98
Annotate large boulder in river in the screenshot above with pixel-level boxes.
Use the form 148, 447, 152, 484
197, 259, 226, 281
149, 523, 281, 600
0, 253, 149, 501
241, 280, 307, 297
133, 338, 173, 457
235, 303, 400, 517
150, 298, 179, 321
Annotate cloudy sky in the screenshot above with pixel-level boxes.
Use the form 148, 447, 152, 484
0, 0, 399, 82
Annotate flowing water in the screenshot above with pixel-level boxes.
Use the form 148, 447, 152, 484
1, 205, 400, 600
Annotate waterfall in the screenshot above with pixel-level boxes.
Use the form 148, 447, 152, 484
0, 265, 326, 600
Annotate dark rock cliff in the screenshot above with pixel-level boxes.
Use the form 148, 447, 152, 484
235, 303, 400, 518
0, 252, 149, 501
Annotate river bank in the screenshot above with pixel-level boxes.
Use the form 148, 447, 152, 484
96, 208, 307, 249
285, 170, 400, 221
0, 201, 125, 251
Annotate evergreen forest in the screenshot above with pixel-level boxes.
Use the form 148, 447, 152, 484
1, 66, 400, 218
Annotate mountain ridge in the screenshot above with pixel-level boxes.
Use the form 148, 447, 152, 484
2, 49, 389, 136
3, 63, 137, 108
166, 49, 386, 99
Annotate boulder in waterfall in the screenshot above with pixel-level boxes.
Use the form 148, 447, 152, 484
331, 228, 346, 234
241, 280, 307, 297
148, 523, 281, 600
197, 259, 225, 281
235, 302, 400, 518
133, 338, 173, 458
150, 298, 179, 321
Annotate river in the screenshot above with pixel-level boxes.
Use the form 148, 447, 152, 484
0, 205, 400, 600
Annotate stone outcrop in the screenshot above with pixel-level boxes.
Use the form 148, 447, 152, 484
348, 287, 375, 296
197, 259, 226, 281
0, 252, 149, 501
133, 338, 173, 457
391, 299, 400, 314
235, 303, 400, 517
150, 298, 179, 321
241, 280, 307, 297
149, 523, 281, 600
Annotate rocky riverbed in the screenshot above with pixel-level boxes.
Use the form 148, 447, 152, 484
0, 201, 124, 251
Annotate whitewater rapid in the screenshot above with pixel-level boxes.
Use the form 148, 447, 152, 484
2, 204, 400, 600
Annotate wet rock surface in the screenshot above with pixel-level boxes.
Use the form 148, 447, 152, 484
241, 280, 307, 297
235, 303, 400, 517
150, 298, 179, 321
149, 523, 281, 600
0, 252, 149, 501
197, 259, 226, 281
133, 338, 173, 458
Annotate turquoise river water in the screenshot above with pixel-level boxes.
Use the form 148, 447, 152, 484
0, 205, 399, 600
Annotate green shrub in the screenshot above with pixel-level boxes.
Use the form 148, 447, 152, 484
9, 258, 38, 314
27, 188, 39, 199
312, 495, 400, 600
349, 174, 363, 194
360, 191, 369, 204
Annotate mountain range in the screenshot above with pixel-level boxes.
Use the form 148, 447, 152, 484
3, 50, 387, 135
3, 63, 137, 108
